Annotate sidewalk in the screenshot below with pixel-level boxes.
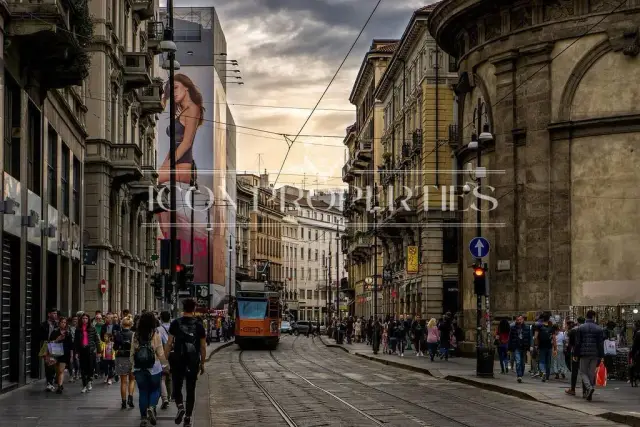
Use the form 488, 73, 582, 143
320, 337, 640, 426
0, 339, 234, 427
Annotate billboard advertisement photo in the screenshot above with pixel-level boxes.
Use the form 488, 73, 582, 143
156, 66, 228, 308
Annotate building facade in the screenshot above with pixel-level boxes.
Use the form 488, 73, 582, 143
282, 214, 300, 319
281, 186, 346, 321
235, 179, 253, 283
343, 40, 396, 318
0, 0, 91, 391
429, 0, 640, 345
375, 6, 460, 320
84, 0, 161, 315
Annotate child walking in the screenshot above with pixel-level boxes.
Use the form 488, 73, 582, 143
103, 333, 116, 385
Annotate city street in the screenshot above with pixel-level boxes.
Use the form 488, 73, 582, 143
207, 335, 622, 427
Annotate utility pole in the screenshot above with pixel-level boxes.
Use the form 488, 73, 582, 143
328, 242, 332, 323
190, 160, 197, 265
335, 224, 339, 321
167, 0, 178, 318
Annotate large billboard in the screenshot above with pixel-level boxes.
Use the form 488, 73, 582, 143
156, 66, 227, 307
212, 70, 227, 294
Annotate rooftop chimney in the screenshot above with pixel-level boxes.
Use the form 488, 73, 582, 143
259, 169, 269, 189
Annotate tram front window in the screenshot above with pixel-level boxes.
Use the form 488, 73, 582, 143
238, 300, 268, 319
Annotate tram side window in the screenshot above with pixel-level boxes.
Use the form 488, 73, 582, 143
237, 300, 268, 319
268, 300, 280, 318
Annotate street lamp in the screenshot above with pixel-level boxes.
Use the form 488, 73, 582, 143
469, 99, 494, 378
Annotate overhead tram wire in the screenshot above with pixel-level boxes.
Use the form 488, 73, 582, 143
272, 0, 384, 187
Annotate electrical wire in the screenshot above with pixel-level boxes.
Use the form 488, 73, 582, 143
272, 0, 384, 187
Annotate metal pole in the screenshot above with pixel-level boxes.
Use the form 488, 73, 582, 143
335, 224, 339, 321
190, 160, 196, 265
167, 0, 178, 318
373, 184, 378, 321
475, 99, 482, 352
207, 209, 211, 309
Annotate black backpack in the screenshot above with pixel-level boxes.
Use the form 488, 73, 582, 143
133, 334, 156, 370
175, 319, 200, 370
115, 330, 133, 357
538, 325, 552, 348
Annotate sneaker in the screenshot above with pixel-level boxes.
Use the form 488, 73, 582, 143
87, 381, 93, 391
586, 388, 594, 401
147, 407, 157, 426
401, 353, 404, 357
81, 387, 88, 393
56, 386, 63, 394
565, 389, 575, 396
542, 378, 546, 383
128, 395, 135, 408
517, 377, 522, 383
140, 419, 149, 427
122, 400, 127, 410
104, 378, 109, 384
184, 416, 192, 427
161, 400, 170, 410
107, 379, 113, 385
46, 383, 55, 392
175, 406, 186, 425
69, 377, 75, 383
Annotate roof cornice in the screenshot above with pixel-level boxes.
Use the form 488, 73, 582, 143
349, 40, 399, 104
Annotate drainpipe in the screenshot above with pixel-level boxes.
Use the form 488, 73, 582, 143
435, 47, 440, 187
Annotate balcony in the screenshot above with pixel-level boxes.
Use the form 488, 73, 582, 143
355, 140, 373, 161
342, 160, 354, 182
132, 0, 154, 20
111, 143, 143, 187
123, 52, 152, 90
412, 129, 422, 154
348, 233, 371, 258
146, 20, 164, 53
7, 0, 92, 89
139, 79, 164, 116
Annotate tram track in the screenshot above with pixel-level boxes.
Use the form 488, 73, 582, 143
295, 336, 557, 427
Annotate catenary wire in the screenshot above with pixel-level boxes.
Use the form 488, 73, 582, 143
272, 0, 384, 187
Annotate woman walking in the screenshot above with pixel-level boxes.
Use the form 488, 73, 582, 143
426, 318, 440, 361
131, 311, 168, 427
49, 317, 74, 393
496, 319, 511, 374
115, 316, 136, 409
74, 312, 99, 393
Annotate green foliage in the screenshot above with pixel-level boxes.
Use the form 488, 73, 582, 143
69, 0, 95, 46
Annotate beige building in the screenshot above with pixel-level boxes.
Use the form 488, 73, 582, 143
0, 0, 90, 389
343, 40, 396, 318
375, 6, 459, 320
429, 0, 640, 343
84, 0, 162, 314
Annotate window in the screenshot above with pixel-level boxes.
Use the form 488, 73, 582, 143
322, 251, 325, 266
449, 54, 458, 73
237, 300, 268, 319
315, 250, 318, 261
27, 104, 41, 195
308, 230, 311, 240
307, 268, 311, 280
73, 156, 81, 223
46, 127, 58, 208
4, 80, 20, 179
443, 224, 459, 263
306, 290, 312, 299
315, 231, 318, 240
61, 145, 70, 216
301, 248, 304, 260
308, 248, 311, 260
315, 269, 318, 280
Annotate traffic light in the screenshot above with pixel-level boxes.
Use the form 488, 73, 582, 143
473, 264, 487, 296
152, 274, 163, 299
183, 264, 195, 288
176, 264, 185, 289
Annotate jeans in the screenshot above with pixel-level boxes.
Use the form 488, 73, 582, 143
539, 348, 552, 380
397, 338, 406, 354
172, 370, 198, 417
78, 347, 95, 387
134, 371, 162, 418
514, 349, 526, 378
427, 342, 438, 360
579, 356, 599, 391
498, 344, 509, 372
570, 358, 584, 392
553, 348, 568, 375
161, 373, 172, 401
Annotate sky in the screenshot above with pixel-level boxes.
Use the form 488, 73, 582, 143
163, 0, 437, 190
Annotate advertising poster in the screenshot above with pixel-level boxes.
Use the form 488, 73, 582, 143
156, 66, 227, 308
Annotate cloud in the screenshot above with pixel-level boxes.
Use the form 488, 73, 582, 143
164, 0, 438, 188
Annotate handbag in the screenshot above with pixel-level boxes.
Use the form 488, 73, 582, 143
47, 342, 64, 357
596, 362, 607, 387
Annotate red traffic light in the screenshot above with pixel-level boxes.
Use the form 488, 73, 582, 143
176, 264, 184, 273
473, 267, 485, 277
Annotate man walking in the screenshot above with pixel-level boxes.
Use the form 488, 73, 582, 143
165, 299, 207, 427
157, 311, 172, 409
39, 307, 59, 391
565, 317, 586, 396
508, 315, 531, 383
575, 310, 604, 401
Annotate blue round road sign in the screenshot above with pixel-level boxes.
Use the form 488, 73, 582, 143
469, 237, 490, 258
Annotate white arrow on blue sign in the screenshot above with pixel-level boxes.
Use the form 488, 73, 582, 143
469, 237, 490, 258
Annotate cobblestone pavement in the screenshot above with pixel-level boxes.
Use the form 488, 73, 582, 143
208, 335, 623, 427
322, 336, 640, 425
0, 339, 233, 427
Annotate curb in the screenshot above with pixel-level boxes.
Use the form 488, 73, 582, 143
206, 340, 235, 362
317, 337, 640, 426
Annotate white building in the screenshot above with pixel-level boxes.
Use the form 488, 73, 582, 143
280, 186, 346, 321
282, 215, 300, 319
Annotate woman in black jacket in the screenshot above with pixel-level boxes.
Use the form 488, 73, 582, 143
49, 317, 74, 393
74, 312, 99, 393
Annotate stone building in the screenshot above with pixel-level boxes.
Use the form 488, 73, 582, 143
429, 0, 640, 342
0, 0, 91, 391
84, 0, 162, 314
282, 214, 300, 319
235, 179, 253, 282
343, 40, 397, 318
375, 5, 460, 320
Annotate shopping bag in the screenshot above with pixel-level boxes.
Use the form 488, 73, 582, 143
604, 339, 617, 355
38, 342, 49, 358
47, 342, 64, 357
596, 362, 607, 387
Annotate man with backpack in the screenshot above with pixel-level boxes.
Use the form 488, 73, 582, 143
534, 312, 556, 382
165, 299, 206, 427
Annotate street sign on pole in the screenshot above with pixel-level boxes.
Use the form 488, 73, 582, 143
469, 237, 490, 258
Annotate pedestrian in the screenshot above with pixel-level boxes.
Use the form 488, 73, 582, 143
508, 314, 531, 383
74, 312, 99, 393
165, 298, 207, 427
48, 316, 74, 394
157, 311, 172, 409
495, 319, 510, 374
575, 310, 605, 401
131, 311, 168, 427
565, 317, 586, 396
553, 323, 568, 379
426, 318, 440, 361
39, 307, 59, 391
114, 316, 136, 410
535, 313, 555, 382
438, 313, 453, 361
412, 315, 425, 357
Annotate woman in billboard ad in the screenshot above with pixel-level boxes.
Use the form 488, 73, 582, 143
157, 70, 216, 300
